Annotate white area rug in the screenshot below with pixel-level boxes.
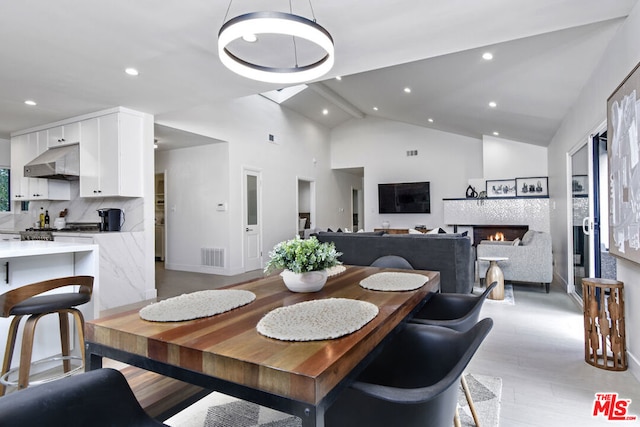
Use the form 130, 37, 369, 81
163, 373, 502, 427
256, 298, 379, 341
458, 373, 502, 427
475, 284, 515, 305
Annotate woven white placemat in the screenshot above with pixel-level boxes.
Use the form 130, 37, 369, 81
139, 290, 256, 322
326, 265, 346, 277
359, 272, 429, 291
256, 298, 379, 341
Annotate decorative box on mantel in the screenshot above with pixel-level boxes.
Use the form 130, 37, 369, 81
443, 197, 550, 237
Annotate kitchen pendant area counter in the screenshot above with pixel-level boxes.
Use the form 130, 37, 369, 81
0, 240, 99, 382
0, 240, 99, 316
52, 231, 156, 312
0, 240, 98, 259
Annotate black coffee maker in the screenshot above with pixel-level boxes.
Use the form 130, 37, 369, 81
97, 208, 122, 231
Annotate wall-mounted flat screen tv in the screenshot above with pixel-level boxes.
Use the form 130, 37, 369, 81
378, 182, 430, 213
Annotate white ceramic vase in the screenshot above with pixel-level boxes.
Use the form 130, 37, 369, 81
281, 269, 328, 293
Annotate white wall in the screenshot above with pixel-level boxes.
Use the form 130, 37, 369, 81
155, 143, 230, 273
547, 1, 640, 380
331, 116, 488, 231
156, 95, 354, 275
0, 139, 9, 167
482, 135, 548, 180
298, 180, 311, 213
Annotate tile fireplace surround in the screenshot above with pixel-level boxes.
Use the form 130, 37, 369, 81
443, 197, 550, 244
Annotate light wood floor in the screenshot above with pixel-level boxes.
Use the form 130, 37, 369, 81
155, 263, 640, 426
467, 281, 640, 426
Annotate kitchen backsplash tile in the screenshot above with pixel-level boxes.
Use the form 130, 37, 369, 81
14, 181, 143, 231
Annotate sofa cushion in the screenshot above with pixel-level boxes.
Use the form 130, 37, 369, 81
521, 230, 536, 246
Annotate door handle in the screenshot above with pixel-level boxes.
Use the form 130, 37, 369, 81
246, 228, 251, 232
582, 217, 591, 235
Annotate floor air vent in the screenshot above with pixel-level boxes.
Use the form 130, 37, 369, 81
201, 248, 225, 268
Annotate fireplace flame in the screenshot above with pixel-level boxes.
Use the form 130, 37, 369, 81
489, 232, 505, 241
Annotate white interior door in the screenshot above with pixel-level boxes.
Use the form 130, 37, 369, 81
243, 168, 262, 271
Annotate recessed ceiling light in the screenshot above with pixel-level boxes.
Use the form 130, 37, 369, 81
125, 68, 139, 76
493, 131, 499, 136
322, 108, 329, 115
488, 101, 497, 108
427, 118, 434, 123
404, 87, 411, 93
482, 52, 493, 60
335, 76, 342, 81
24, 100, 37, 106
373, 106, 379, 111
242, 33, 257, 42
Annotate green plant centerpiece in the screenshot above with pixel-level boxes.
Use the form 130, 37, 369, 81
265, 236, 342, 292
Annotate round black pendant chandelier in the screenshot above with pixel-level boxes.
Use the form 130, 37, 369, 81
218, 2, 334, 84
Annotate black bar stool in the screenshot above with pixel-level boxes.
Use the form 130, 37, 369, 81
0, 275, 94, 395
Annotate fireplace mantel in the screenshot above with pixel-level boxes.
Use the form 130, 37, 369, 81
443, 197, 550, 235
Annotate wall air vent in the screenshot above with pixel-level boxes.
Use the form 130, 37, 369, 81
201, 248, 225, 268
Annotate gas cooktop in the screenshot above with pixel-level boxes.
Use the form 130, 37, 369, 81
25, 223, 101, 233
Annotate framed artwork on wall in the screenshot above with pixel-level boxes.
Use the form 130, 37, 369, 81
516, 177, 548, 197
486, 179, 516, 197
572, 175, 588, 196
608, 60, 640, 264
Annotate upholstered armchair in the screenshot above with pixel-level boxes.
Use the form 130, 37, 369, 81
477, 230, 552, 292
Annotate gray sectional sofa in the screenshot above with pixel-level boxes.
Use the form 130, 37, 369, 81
315, 231, 474, 293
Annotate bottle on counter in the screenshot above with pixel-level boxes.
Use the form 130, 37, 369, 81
39, 207, 45, 229
44, 210, 50, 228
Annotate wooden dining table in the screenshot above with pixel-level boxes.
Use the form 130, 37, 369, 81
85, 265, 440, 426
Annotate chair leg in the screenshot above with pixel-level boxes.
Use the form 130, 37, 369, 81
58, 311, 71, 372
461, 374, 481, 426
1, 316, 24, 396
18, 314, 44, 390
68, 308, 86, 367
454, 407, 462, 427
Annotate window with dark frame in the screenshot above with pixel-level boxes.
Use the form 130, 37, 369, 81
0, 168, 10, 212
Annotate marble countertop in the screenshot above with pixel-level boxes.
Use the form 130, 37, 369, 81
0, 229, 125, 237
0, 240, 99, 258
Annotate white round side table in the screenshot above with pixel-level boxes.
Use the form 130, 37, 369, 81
478, 256, 508, 300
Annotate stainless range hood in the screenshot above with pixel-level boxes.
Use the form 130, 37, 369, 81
24, 143, 79, 180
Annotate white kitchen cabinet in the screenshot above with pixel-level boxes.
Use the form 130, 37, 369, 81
10, 134, 31, 201
45, 122, 81, 148
10, 132, 70, 201
79, 112, 143, 198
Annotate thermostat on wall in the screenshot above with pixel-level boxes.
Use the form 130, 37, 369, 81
216, 202, 228, 212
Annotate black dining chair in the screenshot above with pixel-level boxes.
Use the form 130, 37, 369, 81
411, 281, 497, 331
410, 281, 497, 426
370, 255, 414, 269
0, 368, 168, 427
325, 318, 493, 427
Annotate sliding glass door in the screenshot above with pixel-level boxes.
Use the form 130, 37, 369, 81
570, 144, 590, 296
568, 128, 615, 298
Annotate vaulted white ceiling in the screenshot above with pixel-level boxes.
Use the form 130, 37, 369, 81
0, 0, 637, 147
